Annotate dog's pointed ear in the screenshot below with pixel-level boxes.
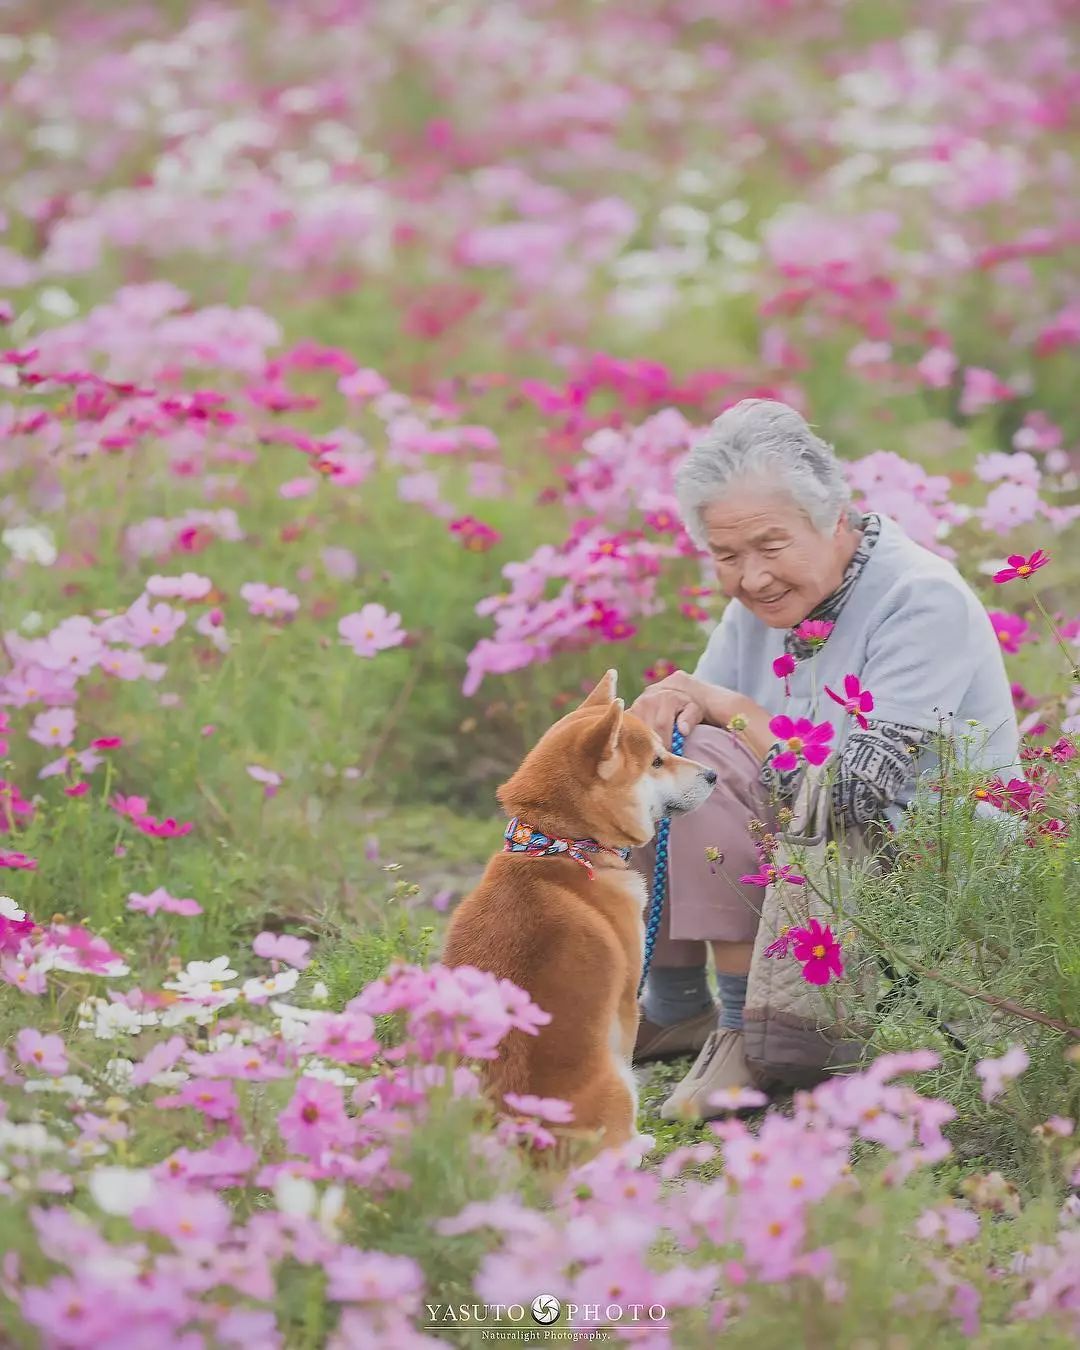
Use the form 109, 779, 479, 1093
586, 698, 625, 779
577, 668, 618, 711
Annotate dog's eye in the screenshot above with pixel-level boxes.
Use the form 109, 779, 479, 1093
651, 755, 664, 769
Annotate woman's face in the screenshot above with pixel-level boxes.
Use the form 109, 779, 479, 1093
701, 484, 858, 629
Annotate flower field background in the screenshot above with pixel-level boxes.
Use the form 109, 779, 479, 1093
2, 1, 1080, 1345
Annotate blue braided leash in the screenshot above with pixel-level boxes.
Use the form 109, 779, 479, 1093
637, 721, 684, 997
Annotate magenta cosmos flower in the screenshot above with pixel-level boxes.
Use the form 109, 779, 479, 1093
772, 652, 795, 695
740, 861, 806, 888
993, 550, 1049, 584
767, 714, 834, 771
791, 918, 844, 986
792, 619, 834, 645
987, 610, 1034, 654
825, 673, 875, 731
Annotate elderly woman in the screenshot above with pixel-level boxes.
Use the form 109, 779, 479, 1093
629, 399, 1019, 1120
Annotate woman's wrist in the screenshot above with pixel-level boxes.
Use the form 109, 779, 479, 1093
718, 693, 775, 761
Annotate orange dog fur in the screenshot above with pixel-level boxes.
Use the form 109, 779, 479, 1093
441, 670, 717, 1162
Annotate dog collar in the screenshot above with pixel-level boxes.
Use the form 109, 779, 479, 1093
502, 817, 631, 879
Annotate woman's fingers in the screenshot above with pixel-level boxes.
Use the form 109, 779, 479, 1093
675, 700, 704, 739
629, 690, 697, 748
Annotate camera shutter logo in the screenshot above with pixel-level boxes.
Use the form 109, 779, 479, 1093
531, 1294, 561, 1324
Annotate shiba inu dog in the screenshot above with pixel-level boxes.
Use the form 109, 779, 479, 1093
441, 669, 717, 1162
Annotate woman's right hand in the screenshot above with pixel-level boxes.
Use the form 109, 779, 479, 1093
628, 675, 708, 749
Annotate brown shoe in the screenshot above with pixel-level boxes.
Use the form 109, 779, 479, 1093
659, 1028, 761, 1121
632, 1004, 718, 1065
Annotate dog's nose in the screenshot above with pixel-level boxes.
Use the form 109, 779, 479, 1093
702, 769, 717, 785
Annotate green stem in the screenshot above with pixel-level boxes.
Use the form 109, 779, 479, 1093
1028, 587, 1080, 684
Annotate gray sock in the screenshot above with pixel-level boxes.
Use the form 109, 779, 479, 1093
641, 965, 715, 1027
716, 973, 748, 1031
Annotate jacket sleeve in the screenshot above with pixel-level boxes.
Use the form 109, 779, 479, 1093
693, 602, 741, 687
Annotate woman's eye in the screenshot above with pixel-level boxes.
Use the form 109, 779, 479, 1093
651, 755, 664, 768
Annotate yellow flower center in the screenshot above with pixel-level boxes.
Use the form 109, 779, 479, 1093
786, 737, 804, 752
1017, 564, 1031, 576
789, 1174, 805, 1189
812, 944, 826, 959
996, 630, 1010, 641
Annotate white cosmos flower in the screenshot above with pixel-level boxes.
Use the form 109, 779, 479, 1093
162, 956, 238, 994
241, 968, 299, 1003
2, 524, 57, 566
274, 1173, 317, 1217
89, 1166, 156, 1216
0, 896, 26, 921
161, 996, 234, 1028
300, 1061, 356, 1088
0, 1120, 60, 1153
77, 998, 158, 1039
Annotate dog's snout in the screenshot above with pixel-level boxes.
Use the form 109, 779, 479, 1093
702, 769, 718, 786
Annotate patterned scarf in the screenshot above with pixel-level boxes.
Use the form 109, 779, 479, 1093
784, 512, 881, 661
502, 817, 631, 879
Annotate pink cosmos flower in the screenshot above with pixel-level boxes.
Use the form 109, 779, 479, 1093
2, 957, 47, 995
791, 918, 844, 986
301, 1011, 379, 1064
450, 515, 502, 552
110, 792, 148, 819
993, 550, 1050, 584
338, 367, 390, 400
960, 366, 1015, 417
120, 594, 188, 647
502, 1093, 575, 1123
763, 926, 794, 958
915, 1205, 980, 1247
28, 707, 76, 748
253, 931, 311, 969
142, 815, 194, 839
127, 887, 202, 917
974, 1045, 1030, 1101
0, 897, 35, 953
987, 611, 1034, 654
156, 1079, 239, 1124
15, 1027, 68, 1075
131, 1183, 232, 1247
825, 674, 875, 731
63, 783, 89, 798
792, 619, 835, 645
324, 1248, 425, 1304
338, 604, 406, 658
131, 1036, 188, 1087
767, 714, 834, 771
278, 1077, 354, 1157
239, 582, 300, 619
90, 736, 123, 750
0, 849, 37, 871
916, 346, 958, 389
145, 573, 212, 601
246, 765, 282, 798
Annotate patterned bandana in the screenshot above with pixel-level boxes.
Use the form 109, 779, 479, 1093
784, 512, 881, 661
502, 817, 631, 879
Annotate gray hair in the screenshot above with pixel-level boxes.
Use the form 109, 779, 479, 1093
675, 399, 854, 547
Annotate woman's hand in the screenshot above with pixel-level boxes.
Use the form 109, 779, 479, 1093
629, 670, 733, 747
